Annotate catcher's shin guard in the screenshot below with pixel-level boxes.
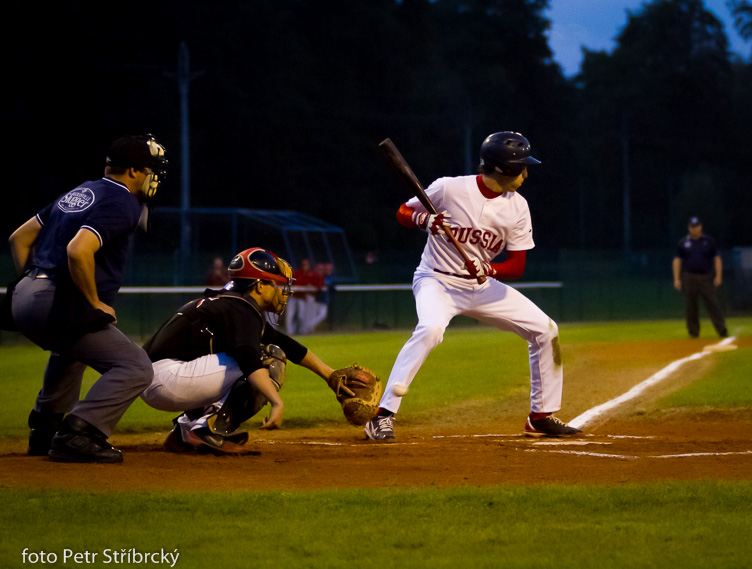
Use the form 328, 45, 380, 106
206, 379, 256, 436
207, 346, 287, 436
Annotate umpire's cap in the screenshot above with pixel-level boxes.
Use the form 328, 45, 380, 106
480, 131, 540, 177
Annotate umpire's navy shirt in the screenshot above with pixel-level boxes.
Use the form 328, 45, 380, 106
30, 177, 141, 305
675, 234, 718, 275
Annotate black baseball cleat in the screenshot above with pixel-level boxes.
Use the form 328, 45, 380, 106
524, 415, 582, 438
27, 410, 64, 456
163, 416, 194, 453
364, 414, 396, 441
186, 427, 249, 454
48, 415, 123, 463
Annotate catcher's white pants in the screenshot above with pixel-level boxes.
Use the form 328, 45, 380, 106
141, 354, 244, 435
380, 272, 563, 414
141, 353, 242, 413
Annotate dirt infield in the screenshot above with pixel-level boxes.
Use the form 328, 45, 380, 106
2, 415, 751, 491
2, 338, 751, 491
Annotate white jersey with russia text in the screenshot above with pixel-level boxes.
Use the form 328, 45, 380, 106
407, 175, 534, 276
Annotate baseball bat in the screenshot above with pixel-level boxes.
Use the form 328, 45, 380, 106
379, 138, 485, 284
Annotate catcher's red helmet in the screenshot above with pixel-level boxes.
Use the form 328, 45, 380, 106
227, 248, 293, 286
225, 248, 294, 317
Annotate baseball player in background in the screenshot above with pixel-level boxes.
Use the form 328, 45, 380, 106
6, 134, 168, 463
140, 248, 353, 453
365, 131, 582, 440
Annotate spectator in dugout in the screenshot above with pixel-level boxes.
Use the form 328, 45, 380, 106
285, 258, 317, 334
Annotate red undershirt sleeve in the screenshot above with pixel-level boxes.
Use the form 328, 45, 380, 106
488, 250, 526, 279
396, 203, 415, 228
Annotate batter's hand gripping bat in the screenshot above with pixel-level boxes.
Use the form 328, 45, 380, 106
379, 138, 486, 284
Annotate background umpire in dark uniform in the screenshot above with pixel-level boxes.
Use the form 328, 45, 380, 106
7, 134, 167, 463
672, 217, 728, 339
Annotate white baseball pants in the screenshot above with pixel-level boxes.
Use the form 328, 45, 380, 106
141, 353, 242, 413
380, 273, 563, 414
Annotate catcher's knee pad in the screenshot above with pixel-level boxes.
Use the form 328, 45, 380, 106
261, 344, 286, 391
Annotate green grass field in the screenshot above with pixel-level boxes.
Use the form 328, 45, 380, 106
1, 317, 751, 568
2, 483, 751, 569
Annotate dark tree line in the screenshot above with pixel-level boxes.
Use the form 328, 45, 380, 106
3, 0, 751, 276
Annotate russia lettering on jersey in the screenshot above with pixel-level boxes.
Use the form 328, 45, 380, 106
407, 175, 534, 275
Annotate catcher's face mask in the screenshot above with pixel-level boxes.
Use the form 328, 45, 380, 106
267, 259, 294, 316
264, 282, 287, 316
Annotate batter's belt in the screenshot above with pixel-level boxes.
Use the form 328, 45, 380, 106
433, 269, 476, 280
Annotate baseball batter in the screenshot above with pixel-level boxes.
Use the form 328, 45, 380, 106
365, 131, 582, 440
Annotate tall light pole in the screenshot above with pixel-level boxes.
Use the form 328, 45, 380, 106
621, 113, 631, 256
174, 42, 202, 283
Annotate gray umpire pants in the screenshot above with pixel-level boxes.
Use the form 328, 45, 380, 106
11, 275, 153, 437
681, 272, 727, 338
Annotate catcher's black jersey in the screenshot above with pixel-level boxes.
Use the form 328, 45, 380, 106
144, 290, 307, 376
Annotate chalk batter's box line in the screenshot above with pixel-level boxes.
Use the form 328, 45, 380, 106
249, 433, 652, 448
526, 449, 752, 460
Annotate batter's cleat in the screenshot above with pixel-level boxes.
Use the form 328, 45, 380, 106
524, 415, 582, 438
186, 427, 249, 454
364, 414, 396, 441
48, 415, 123, 463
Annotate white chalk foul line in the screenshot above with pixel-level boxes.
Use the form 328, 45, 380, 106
568, 336, 737, 430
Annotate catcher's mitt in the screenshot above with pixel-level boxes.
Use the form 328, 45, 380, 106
327, 365, 383, 426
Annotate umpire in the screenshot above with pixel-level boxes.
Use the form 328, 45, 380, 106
6, 134, 168, 463
672, 217, 728, 339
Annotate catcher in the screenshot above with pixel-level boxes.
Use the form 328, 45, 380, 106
140, 247, 381, 453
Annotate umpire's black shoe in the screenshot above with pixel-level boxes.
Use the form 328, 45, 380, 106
27, 410, 64, 456
48, 415, 123, 463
